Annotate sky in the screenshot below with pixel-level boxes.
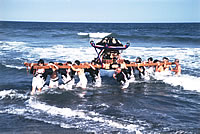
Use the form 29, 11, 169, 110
0, 0, 199, 23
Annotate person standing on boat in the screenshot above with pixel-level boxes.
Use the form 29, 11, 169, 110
171, 59, 181, 75
30, 59, 52, 95
113, 67, 129, 89
70, 60, 88, 89
48, 62, 59, 88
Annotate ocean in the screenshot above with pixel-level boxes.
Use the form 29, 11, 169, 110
0, 21, 200, 134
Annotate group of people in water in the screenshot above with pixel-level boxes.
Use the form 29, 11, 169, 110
113, 57, 181, 89
30, 59, 101, 95
29, 57, 181, 95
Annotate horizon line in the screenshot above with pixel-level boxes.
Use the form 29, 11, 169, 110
0, 20, 199, 24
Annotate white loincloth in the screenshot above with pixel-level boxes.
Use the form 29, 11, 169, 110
59, 78, 75, 90
140, 72, 150, 81
93, 75, 102, 87
32, 75, 45, 91
49, 77, 59, 88
121, 81, 129, 89
129, 74, 135, 83
76, 74, 88, 89
146, 67, 154, 76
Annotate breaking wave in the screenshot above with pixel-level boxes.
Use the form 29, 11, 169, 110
0, 89, 28, 100
78, 32, 112, 38
154, 73, 200, 92
0, 90, 144, 133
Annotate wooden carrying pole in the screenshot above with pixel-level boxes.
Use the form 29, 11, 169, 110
24, 62, 175, 70
24, 62, 102, 69
126, 62, 174, 67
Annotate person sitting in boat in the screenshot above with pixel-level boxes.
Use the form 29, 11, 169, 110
48, 62, 59, 89
113, 67, 129, 89
30, 59, 53, 95
59, 61, 76, 90
171, 59, 181, 75
69, 60, 88, 89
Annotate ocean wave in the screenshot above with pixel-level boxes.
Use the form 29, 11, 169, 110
0, 89, 28, 100
122, 47, 200, 71
78, 32, 112, 38
27, 45, 97, 62
1, 40, 200, 79
154, 73, 200, 92
0, 40, 28, 53
1, 43, 200, 73
113, 34, 200, 44
51, 33, 74, 37
0, 41, 27, 46
0, 107, 27, 115
77, 32, 89, 36
25, 98, 143, 133
10, 97, 142, 133
2, 64, 26, 70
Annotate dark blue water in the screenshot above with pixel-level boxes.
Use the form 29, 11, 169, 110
0, 21, 200, 133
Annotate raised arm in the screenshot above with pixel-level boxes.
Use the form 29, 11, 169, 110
89, 64, 96, 70
70, 64, 80, 72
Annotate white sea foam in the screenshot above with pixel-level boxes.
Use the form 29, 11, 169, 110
77, 32, 89, 36
0, 90, 13, 100
154, 73, 200, 92
1, 40, 200, 70
164, 75, 200, 92
120, 46, 200, 92
28, 45, 97, 62
122, 47, 200, 71
0, 89, 28, 100
89, 32, 111, 38
0, 41, 26, 46
0, 107, 27, 116
0, 40, 28, 53
3, 64, 26, 70
77, 32, 111, 38
2, 40, 200, 92
1, 40, 200, 73
26, 98, 143, 133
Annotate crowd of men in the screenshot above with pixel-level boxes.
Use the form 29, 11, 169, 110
30, 59, 101, 95
113, 57, 181, 89
29, 57, 181, 95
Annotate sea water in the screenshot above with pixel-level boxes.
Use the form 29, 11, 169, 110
0, 21, 200, 133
